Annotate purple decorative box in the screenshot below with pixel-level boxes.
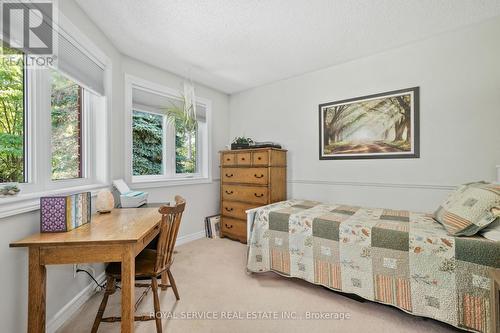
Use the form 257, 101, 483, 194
40, 192, 91, 233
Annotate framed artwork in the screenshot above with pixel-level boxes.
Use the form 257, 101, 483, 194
319, 87, 419, 160
205, 214, 220, 238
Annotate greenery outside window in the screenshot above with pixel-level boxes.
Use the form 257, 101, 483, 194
131, 107, 203, 177
50, 69, 84, 180
0, 47, 25, 183
132, 110, 164, 176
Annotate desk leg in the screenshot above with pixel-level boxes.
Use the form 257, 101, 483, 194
28, 247, 46, 333
121, 246, 135, 333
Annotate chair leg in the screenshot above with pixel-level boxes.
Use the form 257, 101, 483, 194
151, 277, 162, 333
161, 271, 169, 290
167, 269, 180, 301
91, 276, 115, 333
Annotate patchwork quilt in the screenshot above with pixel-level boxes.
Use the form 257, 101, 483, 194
247, 200, 500, 333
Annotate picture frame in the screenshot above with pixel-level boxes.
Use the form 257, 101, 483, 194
205, 214, 221, 238
319, 87, 420, 160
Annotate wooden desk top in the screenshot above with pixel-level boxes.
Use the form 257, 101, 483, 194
10, 208, 161, 247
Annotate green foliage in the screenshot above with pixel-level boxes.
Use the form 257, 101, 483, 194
0, 47, 24, 183
50, 69, 82, 180
132, 102, 199, 176
132, 111, 163, 176
175, 117, 197, 174
165, 103, 197, 174
232, 136, 253, 145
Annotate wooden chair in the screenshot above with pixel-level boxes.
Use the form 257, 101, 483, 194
91, 196, 186, 333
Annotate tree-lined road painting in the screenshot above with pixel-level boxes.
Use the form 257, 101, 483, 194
322, 91, 415, 157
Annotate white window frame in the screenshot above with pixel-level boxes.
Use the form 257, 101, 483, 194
125, 74, 212, 188
0, 65, 107, 191
0, 13, 111, 219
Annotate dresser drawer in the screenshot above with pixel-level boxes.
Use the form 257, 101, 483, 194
221, 217, 246, 237
222, 185, 268, 204
222, 201, 260, 220
222, 167, 268, 185
252, 151, 269, 165
222, 153, 235, 166
236, 152, 251, 165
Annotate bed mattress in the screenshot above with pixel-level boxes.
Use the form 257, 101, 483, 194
246, 200, 500, 333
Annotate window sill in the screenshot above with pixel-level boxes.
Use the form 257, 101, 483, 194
130, 176, 215, 189
0, 183, 110, 219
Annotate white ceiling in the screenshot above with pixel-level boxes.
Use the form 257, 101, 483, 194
76, 0, 500, 94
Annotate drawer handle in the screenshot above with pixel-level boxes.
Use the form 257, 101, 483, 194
225, 207, 234, 212
254, 193, 264, 198
225, 223, 233, 229
257, 157, 262, 160
225, 190, 234, 195
254, 174, 264, 178
225, 173, 234, 177
241, 157, 246, 161
226, 158, 231, 161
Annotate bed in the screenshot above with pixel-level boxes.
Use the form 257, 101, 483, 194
246, 199, 500, 333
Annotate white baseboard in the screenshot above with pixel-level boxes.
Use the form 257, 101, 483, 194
46, 272, 106, 333
176, 229, 205, 246
45, 229, 204, 333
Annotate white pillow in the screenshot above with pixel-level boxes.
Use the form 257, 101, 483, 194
480, 218, 500, 241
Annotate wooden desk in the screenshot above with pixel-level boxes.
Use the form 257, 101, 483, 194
10, 208, 162, 333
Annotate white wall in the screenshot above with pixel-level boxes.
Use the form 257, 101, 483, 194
0, 1, 229, 332
229, 17, 500, 212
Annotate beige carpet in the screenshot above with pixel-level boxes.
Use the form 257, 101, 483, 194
57, 238, 460, 333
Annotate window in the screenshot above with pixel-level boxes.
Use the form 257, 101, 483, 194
0, 37, 107, 194
132, 110, 163, 176
131, 106, 203, 177
0, 14, 110, 219
126, 76, 210, 185
175, 117, 197, 174
0, 47, 25, 183
50, 69, 83, 180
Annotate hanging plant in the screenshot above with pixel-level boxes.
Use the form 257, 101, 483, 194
163, 94, 197, 159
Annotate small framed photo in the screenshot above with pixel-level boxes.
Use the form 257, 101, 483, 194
205, 214, 221, 238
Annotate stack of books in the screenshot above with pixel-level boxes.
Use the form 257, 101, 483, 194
205, 215, 220, 238
40, 192, 91, 233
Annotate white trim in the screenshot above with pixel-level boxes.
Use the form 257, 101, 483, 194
45, 230, 204, 332
175, 230, 206, 246
46, 272, 106, 333
0, 184, 109, 219
288, 179, 456, 190
131, 177, 214, 189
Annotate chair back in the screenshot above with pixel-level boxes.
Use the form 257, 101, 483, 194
154, 196, 186, 274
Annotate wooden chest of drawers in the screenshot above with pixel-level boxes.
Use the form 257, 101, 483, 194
219, 148, 287, 243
